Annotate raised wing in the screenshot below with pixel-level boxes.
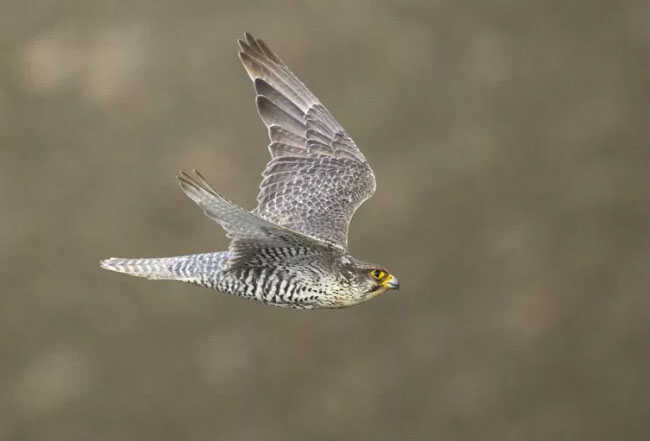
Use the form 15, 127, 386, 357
238, 33, 376, 249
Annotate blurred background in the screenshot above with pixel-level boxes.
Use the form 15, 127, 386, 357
1, 0, 649, 440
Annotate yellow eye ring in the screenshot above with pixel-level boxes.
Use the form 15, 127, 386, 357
370, 269, 387, 280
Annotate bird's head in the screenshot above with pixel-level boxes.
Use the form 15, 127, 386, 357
337, 257, 400, 304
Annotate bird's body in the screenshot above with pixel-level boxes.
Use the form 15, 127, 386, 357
101, 33, 399, 308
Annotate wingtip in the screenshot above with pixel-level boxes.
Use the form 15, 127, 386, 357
177, 170, 197, 196
244, 32, 256, 45
237, 38, 249, 53
237, 33, 260, 63
177, 170, 189, 184
177, 169, 224, 206
238, 32, 282, 64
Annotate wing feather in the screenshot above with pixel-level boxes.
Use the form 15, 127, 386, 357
177, 170, 335, 269
238, 33, 376, 248
269, 126, 306, 147
256, 96, 306, 135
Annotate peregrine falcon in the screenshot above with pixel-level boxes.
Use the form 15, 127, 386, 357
100, 33, 399, 309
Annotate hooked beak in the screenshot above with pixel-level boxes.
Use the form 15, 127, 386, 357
382, 274, 400, 290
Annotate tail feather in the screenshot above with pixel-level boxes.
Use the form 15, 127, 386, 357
100, 252, 229, 283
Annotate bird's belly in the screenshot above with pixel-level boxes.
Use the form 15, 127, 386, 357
213, 271, 328, 309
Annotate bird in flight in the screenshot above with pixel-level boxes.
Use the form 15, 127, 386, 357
100, 33, 399, 309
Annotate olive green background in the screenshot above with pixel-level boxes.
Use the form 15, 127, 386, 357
2, 1, 649, 440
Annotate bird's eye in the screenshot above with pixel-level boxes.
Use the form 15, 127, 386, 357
370, 269, 387, 280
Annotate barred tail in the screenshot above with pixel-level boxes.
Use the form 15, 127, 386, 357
100, 252, 230, 283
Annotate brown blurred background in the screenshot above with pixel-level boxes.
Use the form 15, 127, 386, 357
1, 1, 649, 440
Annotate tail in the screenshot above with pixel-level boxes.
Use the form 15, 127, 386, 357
100, 251, 230, 284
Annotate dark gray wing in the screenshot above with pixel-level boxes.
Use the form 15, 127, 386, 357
238, 33, 376, 249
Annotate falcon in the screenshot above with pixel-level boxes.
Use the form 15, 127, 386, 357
100, 33, 399, 308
